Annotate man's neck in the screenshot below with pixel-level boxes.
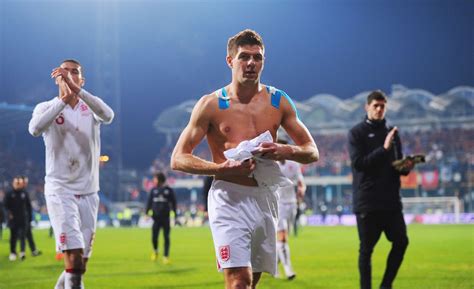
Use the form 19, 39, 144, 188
229, 81, 262, 102
58, 95, 80, 108
68, 97, 79, 108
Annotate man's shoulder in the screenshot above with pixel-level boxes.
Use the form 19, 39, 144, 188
34, 97, 59, 110
197, 91, 220, 110
349, 120, 366, 133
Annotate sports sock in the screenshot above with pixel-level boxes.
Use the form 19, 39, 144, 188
54, 271, 66, 289
277, 241, 295, 277
65, 269, 83, 289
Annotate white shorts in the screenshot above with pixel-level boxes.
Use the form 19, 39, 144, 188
208, 180, 278, 275
45, 192, 99, 258
277, 202, 297, 232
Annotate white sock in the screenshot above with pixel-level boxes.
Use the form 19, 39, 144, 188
54, 271, 66, 289
277, 241, 295, 277
65, 272, 82, 289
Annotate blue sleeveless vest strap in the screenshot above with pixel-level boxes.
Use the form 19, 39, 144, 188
266, 86, 281, 109
218, 88, 230, 110
267, 85, 299, 119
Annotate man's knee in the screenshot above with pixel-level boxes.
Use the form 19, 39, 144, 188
394, 236, 409, 251
65, 249, 85, 270
225, 267, 252, 289
359, 242, 375, 257
277, 230, 288, 242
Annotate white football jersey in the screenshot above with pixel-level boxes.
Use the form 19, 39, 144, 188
277, 160, 303, 203
29, 89, 114, 195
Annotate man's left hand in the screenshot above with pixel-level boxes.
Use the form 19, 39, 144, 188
255, 142, 293, 161
51, 67, 81, 94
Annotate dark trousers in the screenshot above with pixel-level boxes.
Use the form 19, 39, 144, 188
26, 224, 37, 252
10, 225, 26, 254
356, 211, 409, 289
152, 217, 171, 257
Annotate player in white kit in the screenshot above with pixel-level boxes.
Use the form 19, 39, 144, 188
28, 59, 114, 289
275, 139, 306, 280
171, 29, 319, 289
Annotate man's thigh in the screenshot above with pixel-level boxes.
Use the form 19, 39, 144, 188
383, 211, 408, 243
78, 193, 100, 258
46, 193, 83, 252
356, 212, 383, 251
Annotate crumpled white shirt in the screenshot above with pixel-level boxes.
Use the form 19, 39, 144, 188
223, 131, 293, 191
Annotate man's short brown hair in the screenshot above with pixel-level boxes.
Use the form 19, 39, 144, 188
154, 172, 166, 184
227, 29, 264, 57
367, 90, 387, 105
62, 59, 83, 76
62, 59, 82, 67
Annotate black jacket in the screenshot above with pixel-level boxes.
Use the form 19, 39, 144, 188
146, 185, 177, 219
348, 117, 409, 213
4, 189, 31, 228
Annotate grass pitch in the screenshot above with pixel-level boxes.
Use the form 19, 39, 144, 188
0, 224, 472, 289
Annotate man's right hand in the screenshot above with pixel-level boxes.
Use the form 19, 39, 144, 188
383, 127, 398, 150
216, 159, 256, 177
58, 77, 76, 105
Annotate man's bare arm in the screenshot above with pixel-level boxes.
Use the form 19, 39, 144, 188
258, 96, 319, 164
170, 96, 219, 175
170, 96, 256, 176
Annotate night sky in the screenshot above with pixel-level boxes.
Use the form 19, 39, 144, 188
0, 0, 472, 169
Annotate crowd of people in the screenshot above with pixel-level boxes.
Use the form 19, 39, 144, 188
1, 127, 472, 229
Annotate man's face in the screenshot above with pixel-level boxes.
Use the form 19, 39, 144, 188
12, 178, 23, 190
228, 45, 264, 85
60, 61, 84, 87
366, 99, 387, 121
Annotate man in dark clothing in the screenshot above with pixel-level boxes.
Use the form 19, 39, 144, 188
21, 176, 42, 257
0, 190, 5, 240
4, 176, 30, 261
146, 172, 177, 264
348, 90, 414, 289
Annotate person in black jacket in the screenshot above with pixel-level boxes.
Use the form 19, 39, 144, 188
0, 189, 5, 240
4, 176, 30, 261
146, 172, 177, 264
20, 176, 42, 257
348, 90, 414, 289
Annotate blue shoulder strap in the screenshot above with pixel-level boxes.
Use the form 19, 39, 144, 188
217, 88, 230, 110
266, 86, 281, 109
266, 85, 299, 119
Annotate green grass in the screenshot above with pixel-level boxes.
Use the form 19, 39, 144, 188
0, 225, 472, 289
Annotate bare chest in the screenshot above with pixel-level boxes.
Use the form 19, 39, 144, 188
209, 100, 282, 149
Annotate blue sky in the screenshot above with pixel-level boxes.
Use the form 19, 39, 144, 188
0, 0, 472, 168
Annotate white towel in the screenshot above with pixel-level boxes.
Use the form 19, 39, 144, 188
223, 131, 293, 191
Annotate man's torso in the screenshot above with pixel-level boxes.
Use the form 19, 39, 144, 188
277, 160, 302, 203
150, 186, 173, 217
205, 85, 285, 186
41, 98, 100, 194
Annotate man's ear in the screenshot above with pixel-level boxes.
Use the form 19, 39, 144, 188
81, 77, 85, 87
226, 55, 233, 69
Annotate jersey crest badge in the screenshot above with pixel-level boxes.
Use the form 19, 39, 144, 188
60, 233, 67, 245
219, 245, 230, 262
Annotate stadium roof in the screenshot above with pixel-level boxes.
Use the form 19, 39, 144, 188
154, 85, 474, 135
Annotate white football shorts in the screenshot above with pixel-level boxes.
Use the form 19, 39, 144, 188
277, 202, 297, 232
45, 192, 99, 258
208, 180, 279, 275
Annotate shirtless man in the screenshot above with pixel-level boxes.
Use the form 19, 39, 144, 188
171, 29, 318, 289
